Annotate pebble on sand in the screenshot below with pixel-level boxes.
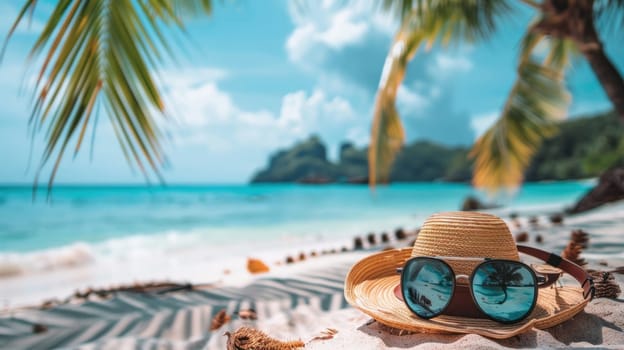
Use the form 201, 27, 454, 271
381, 232, 390, 244
367, 233, 377, 245
353, 237, 364, 250
515, 232, 529, 243
549, 213, 564, 225
395, 228, 407, 240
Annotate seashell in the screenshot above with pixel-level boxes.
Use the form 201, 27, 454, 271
247, 258, 270, 274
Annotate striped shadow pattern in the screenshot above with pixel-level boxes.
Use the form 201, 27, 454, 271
0, 262, 353, 350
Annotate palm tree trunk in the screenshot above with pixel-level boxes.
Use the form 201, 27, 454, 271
538, 0, 624, 121
582, 45, 624, 121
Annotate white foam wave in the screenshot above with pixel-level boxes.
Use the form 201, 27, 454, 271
0, 230, 222, 279
0, 225, 359, 280
0, 243, 95, 278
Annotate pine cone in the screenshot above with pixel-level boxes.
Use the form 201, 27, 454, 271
589, 271, 622, 299
561, 242, 587, 267
570, 229, 589, 249
210, 309, 231, 331
224, 327, 305, 350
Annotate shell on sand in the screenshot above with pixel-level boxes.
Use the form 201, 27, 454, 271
247, 258, 270, 274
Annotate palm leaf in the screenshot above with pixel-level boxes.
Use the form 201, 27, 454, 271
381, 0, 417, 20
595, 0, 624, 36
369, 1, 513, 186
369, 17, 421, 185
2, 0, 212, 196
382, 0, 513, 42
470, 31, 572, 193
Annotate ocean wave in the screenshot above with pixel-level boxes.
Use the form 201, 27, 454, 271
0, 230, 213, 279
0, 225, 360, 280
0, 243, 95, 278
0, 227, 274, 278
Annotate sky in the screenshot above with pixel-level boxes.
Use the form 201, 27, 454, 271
0, 0, 622, 184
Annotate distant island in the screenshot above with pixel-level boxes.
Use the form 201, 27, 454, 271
250, 110, 624, 184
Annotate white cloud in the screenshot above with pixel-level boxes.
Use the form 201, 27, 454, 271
397, 84, 430, 114
285, 8, 369, 64
279, 89, 355, 139
470, 111, 499, 139
345, 126, 369, 146
160, 67, 357, 153
428, 53, 474, 79
286, 0, 396, 66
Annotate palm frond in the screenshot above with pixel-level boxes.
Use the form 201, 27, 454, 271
369, 17, 424, 186
470, 33, 572, 193
175, 0, 213, 17
381, 0, 417, 20
2, 0, 212, 196
383, 0, 514, 44
595, 0, 624, 37
369, 1, 514, 186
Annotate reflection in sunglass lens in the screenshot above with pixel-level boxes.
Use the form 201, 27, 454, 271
471, 261, 537, 323
401, 258, 454, 319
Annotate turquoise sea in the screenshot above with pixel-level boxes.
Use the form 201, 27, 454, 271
0, 181, 601, 305
0, 182, 593, 254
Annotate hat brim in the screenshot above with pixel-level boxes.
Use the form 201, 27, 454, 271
344, 248, 589, 339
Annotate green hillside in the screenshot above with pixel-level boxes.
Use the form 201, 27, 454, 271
250, 110, 623, 183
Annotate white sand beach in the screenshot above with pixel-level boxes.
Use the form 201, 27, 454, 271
1, 202, 624, 349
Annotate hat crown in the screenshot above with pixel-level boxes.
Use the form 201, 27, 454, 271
411, 211, 518, 275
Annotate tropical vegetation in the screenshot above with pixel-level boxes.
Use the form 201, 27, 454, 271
2, 0, 213, 194
251, 110, 624, 183
3, 1, 623, 194
372, 0, 624, 192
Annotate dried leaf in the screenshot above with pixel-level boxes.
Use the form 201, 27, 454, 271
236, 309, 258, 320
309, 328, 338, 342
210, 309, 231, 331
608, 266, 624, 274
561, 242, 586, 267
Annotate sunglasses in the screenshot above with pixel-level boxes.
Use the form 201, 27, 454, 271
397, 245, 595, 324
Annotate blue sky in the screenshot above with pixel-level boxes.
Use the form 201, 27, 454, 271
0, 0, 622, 184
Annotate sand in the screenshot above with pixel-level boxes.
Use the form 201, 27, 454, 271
2, 203, 624, 349
301, 298, 624, 349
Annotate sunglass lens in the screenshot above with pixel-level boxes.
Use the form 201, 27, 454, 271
401, 258, 454, 319
471, 261, 537, 323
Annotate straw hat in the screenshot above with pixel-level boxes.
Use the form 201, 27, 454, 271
344, 211, 589, 339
